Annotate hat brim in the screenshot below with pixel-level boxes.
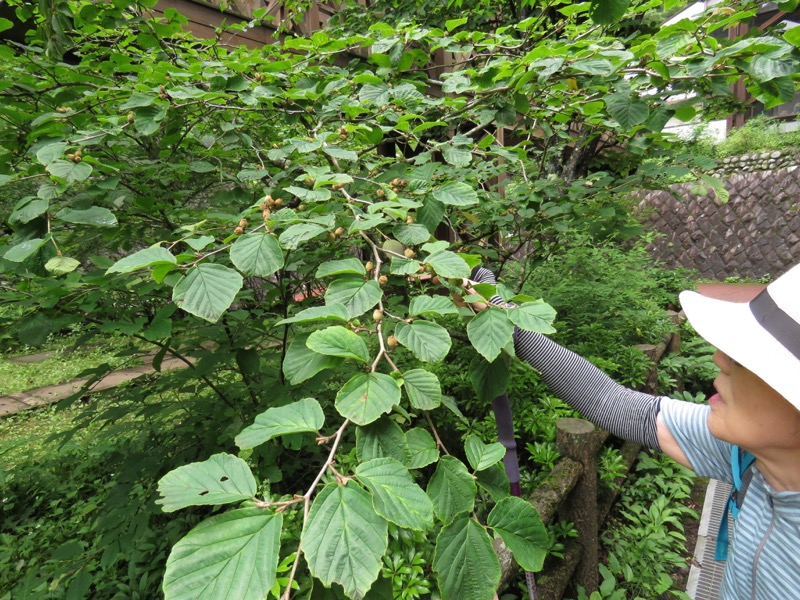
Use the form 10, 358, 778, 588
679, 290, 800, 410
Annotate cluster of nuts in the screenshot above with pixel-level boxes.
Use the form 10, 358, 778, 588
327, 226, 346, 242
233, 218, 248, 235
259, 194, 282, 221
66, 148, 82, 163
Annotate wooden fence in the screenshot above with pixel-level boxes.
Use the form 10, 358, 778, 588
495, 319, 681, 598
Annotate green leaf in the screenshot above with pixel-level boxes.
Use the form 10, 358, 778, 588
405, 428, 439, 469
185, 236, 215, 251
356, 458, 434, 531
748, 55, 796, 83
302, 483, 388, 600
402, 368, 442, 410
307, 325, 369, 362
466, 308, 514, 362
156, 453, 256, 512
163, 508, 282, 600
172, 263, 244, 323
432, 181, 478, 207
36, 142, 67, 165
441, 145, 472, 167
335, 372, 401, 425
323, 147, 358, 161
393, 224, 431, 246
324, 277, 382, 318
134, 105, 167, 135
389, 257, 421, 275
236, 398, 325, 450
56, 207, 117, 227
316, 258, 366, 278
604, 94, 649, 129
230, 233, 284, 277
425, 250, 471, 278
278, 223, 326, 250
357, 417, 411, 464
508, 301, 557, 334
4, 238, 47, 262
426, 456, 476, 523
409, 295, 459, 317
283, 333, 344, 385
276, 304, 350, 326
46, 160, 93, 182
9, 198, 49, 225
120, 92, 156, 109
106, 245, 176, 274
589, 0, 629, 24
394, 321, 452, 363
487, 497, 549, 572
433, 516, 501, 600
464, 435, 506, 472
469, 354, 510, 403
284, 186, 331, 202
44, 256, 80, 275
475, 463, 511, 502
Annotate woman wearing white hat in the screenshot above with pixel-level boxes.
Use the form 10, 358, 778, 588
471, 264, 800, 600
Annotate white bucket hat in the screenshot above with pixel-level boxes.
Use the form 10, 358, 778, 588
679, 264, 800, 411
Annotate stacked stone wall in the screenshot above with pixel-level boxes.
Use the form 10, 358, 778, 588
637, 153, 800, 280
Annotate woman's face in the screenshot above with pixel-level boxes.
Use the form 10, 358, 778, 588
707, 350, 800, 454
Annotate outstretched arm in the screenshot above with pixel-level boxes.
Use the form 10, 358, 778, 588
470, 266, 690, 464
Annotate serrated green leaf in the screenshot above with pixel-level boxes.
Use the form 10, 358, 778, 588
230, 233, 284, 277
475, 463, 510, 502
487, 496, 548, 572
392, 224, 431, 245
4, 238, 47, 262
307, 325, 369, 362
106, 245, 176, 274
433, 516, 500, 600
156, 453, 256, 512
466, 308, 514, 362
9, 199, 49, 225
464, 435, 506, 472
589, 0, 629, 24
283, 333, 344, 385
316, 258, 366, 278
440, 394, 468, 424
323, 147, 358, 161
46, 159, 93, 182
425, 250, 471, 279
172, 263, 244, 323
335, 372, 400, 425
394, 321, 451, 363
402, 368, 442, 410
302, 483, 388, 599
426, 455, 476, 523
405, 428, 439, 469
469, 354, 510, 403
441, 145, 472, 167
185, 236, 215, 251
163, 508, 281, 600
605, 93, 649, 128
56, 207, 117, 227
278, 223, 326, 250
324, 277, 382, 318
276, 304, 350, 326
389, 256, 422, 275
432, 181, 478, 207
356, 458, 434, 531
35, 142, 66, 165
409, 295, 459, 317
44, 256, 80, 275
357, 417, 411, 464
508, 301, 557, 334
236, 398, 325, 449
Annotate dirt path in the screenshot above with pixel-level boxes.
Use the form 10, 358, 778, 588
0, 354, 192, 417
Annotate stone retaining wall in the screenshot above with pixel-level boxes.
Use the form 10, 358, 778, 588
636, 159, 800, 280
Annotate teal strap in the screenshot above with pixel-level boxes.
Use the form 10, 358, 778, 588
715, 446, 756, 561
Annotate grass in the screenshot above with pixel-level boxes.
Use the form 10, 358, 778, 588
0, 338, 145, 396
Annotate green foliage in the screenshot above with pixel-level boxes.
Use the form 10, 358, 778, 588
600, 452, 698, 599
0, 0, 795, 598
716, 115, 800, 157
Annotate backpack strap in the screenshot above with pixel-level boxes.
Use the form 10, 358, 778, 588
715, 445, 756, 561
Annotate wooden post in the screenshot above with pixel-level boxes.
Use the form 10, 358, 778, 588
556, 418, 601, 595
